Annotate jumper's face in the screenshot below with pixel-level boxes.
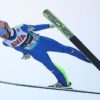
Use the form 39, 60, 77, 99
0, 33, 10, 39
0, 21, 11, 39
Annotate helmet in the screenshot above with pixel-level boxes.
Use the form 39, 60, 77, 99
0, 21, 11, 36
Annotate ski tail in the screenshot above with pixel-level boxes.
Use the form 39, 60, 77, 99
70, 36, 100, 69
43, 9, 100, 71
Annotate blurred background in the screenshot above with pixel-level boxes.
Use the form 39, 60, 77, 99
0, 0, 100, 99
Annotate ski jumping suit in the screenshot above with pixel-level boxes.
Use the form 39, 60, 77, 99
3, 24, 90, 86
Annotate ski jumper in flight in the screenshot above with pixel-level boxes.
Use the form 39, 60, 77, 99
0, 21, 90, 88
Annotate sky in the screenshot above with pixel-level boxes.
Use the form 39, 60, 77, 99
0, 0, 100, 100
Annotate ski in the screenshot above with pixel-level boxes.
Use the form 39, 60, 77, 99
43, 9, 100, 71
0, 80, 100, 95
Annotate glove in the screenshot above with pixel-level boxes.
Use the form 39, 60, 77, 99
49, 24, 55, 28
21, 53, 31, 60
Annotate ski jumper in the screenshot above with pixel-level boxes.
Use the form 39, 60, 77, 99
3, 24, 90, 86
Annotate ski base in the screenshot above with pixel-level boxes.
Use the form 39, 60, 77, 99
0, 80, 100, 95
43, 9, 100, 71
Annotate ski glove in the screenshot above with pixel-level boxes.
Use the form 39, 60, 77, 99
49, 24, 55, 28
21, 53, 31, 60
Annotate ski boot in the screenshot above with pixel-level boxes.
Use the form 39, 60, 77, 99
48, 82, 72, 89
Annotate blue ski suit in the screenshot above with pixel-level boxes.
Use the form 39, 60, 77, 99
3, 24, 90, 86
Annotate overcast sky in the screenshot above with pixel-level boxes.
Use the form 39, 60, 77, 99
0, 0, 100, 100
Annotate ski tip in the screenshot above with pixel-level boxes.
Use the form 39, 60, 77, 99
43, 9, 49, 12
43, 9, 51, 14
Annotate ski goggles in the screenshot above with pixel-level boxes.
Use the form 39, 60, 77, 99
0, 28, 7, 36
